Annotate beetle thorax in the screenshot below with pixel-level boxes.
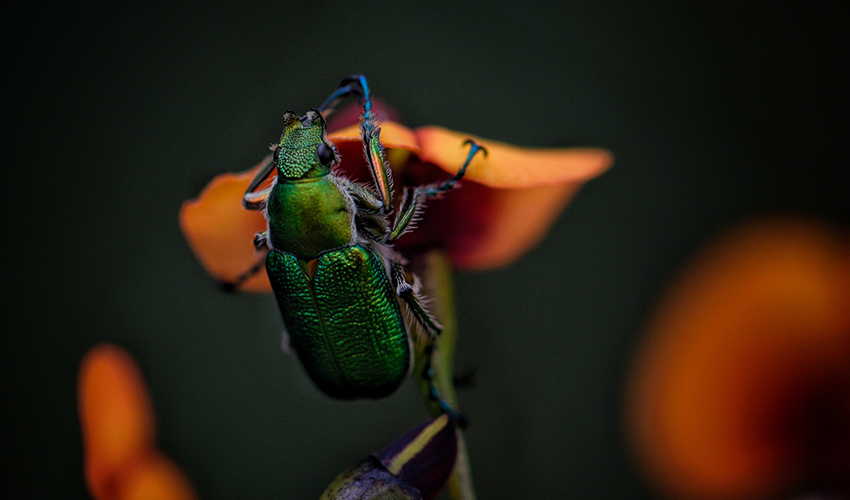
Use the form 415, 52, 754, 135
266, 174, 353, 259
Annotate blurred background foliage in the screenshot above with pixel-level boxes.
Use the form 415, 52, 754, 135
5, 2, 847, 499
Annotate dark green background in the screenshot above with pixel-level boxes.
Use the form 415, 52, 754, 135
6, 2, 847, 499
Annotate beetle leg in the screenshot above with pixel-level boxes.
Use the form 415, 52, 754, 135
423, 139, 487, 195
243, 187, 271, 211
220, 153, 274, 289
319, 75, 395, 215
392, 257, 468, 424
387, 187, 421, 242
361, 124, 394, 214
346, 181, 387, 214
391, 261, 443, 340
253, 231, 269, 250
315, 75, 367, 116
338, 178, 390, 240
423, 343, 468, 427
223, 163, 273, 289
387, 140, 487, 242
332, 75, 396, 215
356, 213, 390, 242
361, 132, 393, 214
243, 153, 275, 210
218, 249, 268, 292
280, 325, 293, 355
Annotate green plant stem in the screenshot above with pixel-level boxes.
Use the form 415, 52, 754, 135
413, 250, 476, 500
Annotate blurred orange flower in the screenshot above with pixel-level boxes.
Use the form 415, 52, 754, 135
78, 344, 197, 500
77, 345, 462, 500
179, 102, 612, 292
625, 217, 850, 499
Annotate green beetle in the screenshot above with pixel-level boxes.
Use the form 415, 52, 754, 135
240, 76, 484, 417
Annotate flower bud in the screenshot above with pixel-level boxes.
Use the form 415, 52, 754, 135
320, 415, 458, 500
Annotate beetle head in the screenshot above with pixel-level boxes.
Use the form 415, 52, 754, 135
274, 110, 339, 179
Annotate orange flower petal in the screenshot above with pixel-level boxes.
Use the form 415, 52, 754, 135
451, 183, 584, 270
329, 120, 421, 154
414, 126, 612, 189
401, 127, 611, 270
120, 452, 198, 500
396, 172, 587, 271
78, 344, 156, 500
626, 218, 850, 500
179, 160, 271, 293
181, 121, 612, 279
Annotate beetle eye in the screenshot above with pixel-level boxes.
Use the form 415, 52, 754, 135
317, 142, 335, 165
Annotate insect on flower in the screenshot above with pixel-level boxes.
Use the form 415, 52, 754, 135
181, 75, 615, 426
233, 76, 484, 420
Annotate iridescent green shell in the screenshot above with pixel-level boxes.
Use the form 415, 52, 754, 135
266, 245, 411, 399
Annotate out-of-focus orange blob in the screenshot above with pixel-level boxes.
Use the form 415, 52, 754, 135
121, 453, 198, 500
79, 344, 156, 500
78, 344, 197, 500
626, 217, 850, 500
